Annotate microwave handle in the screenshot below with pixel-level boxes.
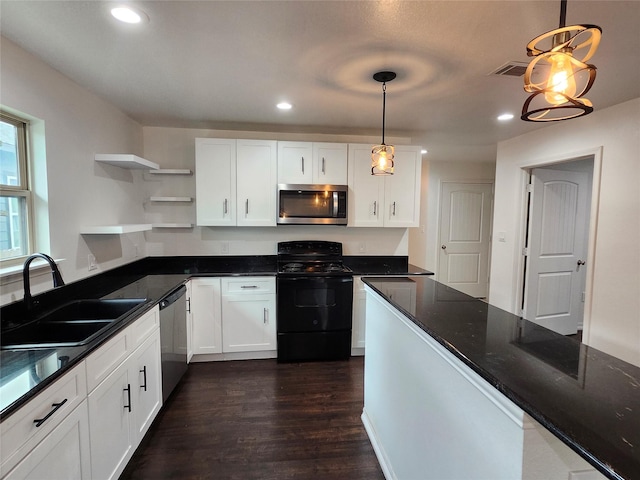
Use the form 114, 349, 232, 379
333, 192, 339, 217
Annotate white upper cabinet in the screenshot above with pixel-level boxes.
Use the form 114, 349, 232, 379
196, 138, 277, 227
277, 142, 313, 184
348, 144, 385, 227
278, 142, 347, 185
312, 143, 348, 185
348, 143, 422, 228
236, 139, 277, 226
195, 138, 236, 226
383, 145, 422, 227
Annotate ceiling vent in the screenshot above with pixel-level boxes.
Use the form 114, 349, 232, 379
490, 62, 529, 77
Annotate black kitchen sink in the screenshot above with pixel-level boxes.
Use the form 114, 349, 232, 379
1, 298, 146, 350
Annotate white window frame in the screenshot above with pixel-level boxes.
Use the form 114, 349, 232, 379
0, 111, 34, 267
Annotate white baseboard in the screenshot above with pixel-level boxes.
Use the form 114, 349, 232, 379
361, 408, 394, 480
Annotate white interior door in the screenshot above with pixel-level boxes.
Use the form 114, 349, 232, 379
438, 182, 493, 298
525, 168, 589, 335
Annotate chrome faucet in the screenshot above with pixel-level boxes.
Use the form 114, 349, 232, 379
23, 253, 65, 310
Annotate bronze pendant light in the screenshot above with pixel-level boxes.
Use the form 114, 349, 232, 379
522, 0, 601, 122
371, 71, 396, 175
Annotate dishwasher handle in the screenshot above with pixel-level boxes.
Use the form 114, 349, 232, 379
160, 285, 187, 310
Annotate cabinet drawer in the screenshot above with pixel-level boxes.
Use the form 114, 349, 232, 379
222, 277, 275, 295
85, 327, 132, 393
0, 362, 87, 477
131, 306, 159, 348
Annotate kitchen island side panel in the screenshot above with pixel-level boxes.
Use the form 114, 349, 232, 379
362, 288, 601, 479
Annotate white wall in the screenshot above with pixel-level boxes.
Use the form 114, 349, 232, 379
490, 98, 640, 367
142, 126, 413, 257
409, 160, 496, 273
0, 37, 146, 304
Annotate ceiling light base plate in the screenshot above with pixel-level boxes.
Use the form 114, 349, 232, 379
373, 71, 397, 83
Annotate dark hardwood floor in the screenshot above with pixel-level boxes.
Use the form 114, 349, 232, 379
120, 357, 384, 480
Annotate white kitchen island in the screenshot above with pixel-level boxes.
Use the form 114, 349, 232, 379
361, 277, 636, 480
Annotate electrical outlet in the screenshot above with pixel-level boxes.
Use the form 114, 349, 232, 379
88, 254, 97, 271
358, 241, 366, 253
221, 242, 229, 254
134, 244, 139, 257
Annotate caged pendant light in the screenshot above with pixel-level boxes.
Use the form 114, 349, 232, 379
521, 0, 601, 122
371, 71, 396, 175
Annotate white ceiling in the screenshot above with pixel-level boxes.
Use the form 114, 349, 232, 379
1, 1, 639, 162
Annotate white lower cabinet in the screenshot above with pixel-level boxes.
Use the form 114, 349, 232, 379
221, 277, 276, 353
131, 331, 162, 443
87, 306, 162, 480
4, 400, 91, 480
189, 277, 277, 359
189, 278, 223, 355
1, 362, 90, 479
186, 279, 194, 362
88, 358, 135, 480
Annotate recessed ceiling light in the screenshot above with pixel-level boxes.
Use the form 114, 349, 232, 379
111, 6, 148, 24
421, 149, 428, 155
277, 102, 292, 110
497, 113, 514, 121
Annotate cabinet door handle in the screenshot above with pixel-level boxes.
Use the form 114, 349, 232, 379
33, 398, 68, 427
373, 201, 377, 216
223, 198, 228, 215
140, 366, 148, 392
392, 202, 396, 216
245, 199, 249, 215
264, 307, 268, 324
186, 297, 191, 313
124, 384, 132, 412
322, 157, 326, 174
241, 285, 258, 289
301, 156, 305, 174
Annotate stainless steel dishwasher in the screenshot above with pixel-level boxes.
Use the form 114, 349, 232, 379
159, 285, 188, 402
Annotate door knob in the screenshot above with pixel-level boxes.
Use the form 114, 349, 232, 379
441, 245, 447, 250
577, 260, 586, 266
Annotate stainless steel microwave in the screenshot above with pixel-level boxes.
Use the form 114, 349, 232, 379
277, 184, 348, 225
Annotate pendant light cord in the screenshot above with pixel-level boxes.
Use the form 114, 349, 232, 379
559, 0, 567, 27
381, 82, 387, 145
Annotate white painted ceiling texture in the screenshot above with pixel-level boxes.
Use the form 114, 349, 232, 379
1, 1, 639, 162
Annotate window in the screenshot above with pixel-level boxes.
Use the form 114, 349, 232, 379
0, 112, 32, 262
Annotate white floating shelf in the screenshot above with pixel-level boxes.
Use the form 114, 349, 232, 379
80, 224, 153, 235
149, 196, 193, 202
95, 154, 159, 170
152, 223, 194, 229
148, 169, 192, 175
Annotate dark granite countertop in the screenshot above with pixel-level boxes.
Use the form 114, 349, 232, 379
362, 276, 639, 480
1, 254, 424, 420
344, 255, 433, 275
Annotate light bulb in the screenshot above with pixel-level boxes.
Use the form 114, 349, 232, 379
378, 152, 387, 169
544, 53, 577, 105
